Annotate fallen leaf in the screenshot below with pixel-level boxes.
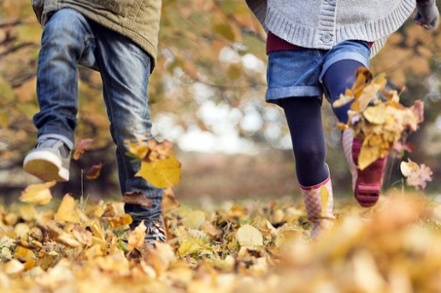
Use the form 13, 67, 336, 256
128, 222, 146, 251
54, 194, 81, 223
19, 181, 56, 205
237, 224, 263, 248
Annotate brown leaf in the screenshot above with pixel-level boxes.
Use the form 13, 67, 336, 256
123, 191, 152, 207
73, 138, 94, 160
162, 188, 180, 213
85, 163, 103, 180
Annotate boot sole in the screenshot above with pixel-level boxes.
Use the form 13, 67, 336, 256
352, 139, 386, 207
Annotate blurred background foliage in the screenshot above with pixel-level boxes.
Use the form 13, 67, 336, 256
0, 0, 440, 200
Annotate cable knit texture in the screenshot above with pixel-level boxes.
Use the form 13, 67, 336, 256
246, 0, 416, 56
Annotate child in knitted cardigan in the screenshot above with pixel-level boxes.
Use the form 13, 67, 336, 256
246, 0, 439, 237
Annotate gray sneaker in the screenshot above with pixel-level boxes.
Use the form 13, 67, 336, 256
23, 139, 71, 182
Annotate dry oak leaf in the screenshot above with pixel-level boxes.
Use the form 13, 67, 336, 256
19, 181, 56, 205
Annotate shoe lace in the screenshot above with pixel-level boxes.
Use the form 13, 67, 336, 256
144, 220, 167, 243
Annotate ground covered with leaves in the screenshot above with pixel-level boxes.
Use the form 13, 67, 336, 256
1, 189, 441, 293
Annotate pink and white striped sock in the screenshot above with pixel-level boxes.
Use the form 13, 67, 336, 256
341, 128, 357, 190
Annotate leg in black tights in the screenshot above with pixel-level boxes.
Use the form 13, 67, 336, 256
322, 60, 366, 123
323, 60, 384, 207
280, 97, 329, 187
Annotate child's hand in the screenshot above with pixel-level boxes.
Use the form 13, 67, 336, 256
414, 0, 439, 30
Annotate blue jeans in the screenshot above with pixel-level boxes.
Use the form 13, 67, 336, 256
33, 8, 162, 222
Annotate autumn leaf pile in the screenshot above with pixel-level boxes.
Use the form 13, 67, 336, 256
1, 189, 441, 293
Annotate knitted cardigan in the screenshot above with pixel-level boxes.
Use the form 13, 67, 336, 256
246, 0, 417, 56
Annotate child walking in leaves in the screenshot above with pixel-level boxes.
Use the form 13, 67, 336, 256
245, 0, 439, 237
23, 1, 167, 246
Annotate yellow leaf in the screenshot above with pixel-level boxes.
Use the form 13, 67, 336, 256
333, 91, 354, 108
237, 224, 263, 248
126, 140, 149, 159
363, 104, 388, 124
85, 244, 104, 260
356, 73, 387, 112
128, 222, 146, 251
181, 210, 206, 229
275, 227, 301, 248
136, 155, 182, 188
19, 181, 56, 205
107, 214, 132, 228
148, 242, 176, 276
352, 67, 373, 98
178, 239, 204, 257
358, 142, 382, 170
54, 194, 81, 223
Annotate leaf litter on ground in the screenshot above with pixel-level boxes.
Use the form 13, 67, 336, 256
1, 189, 441, 292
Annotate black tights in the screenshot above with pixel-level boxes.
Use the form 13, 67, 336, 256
280, 60, 364, 187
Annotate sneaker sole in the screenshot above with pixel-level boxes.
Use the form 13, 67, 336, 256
23, 151, 69, 182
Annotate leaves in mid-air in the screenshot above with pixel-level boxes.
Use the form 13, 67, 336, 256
19, 181, 56, 205
333, 68, 431, 190
127, 138, 182, 188
73, 139, 94, 160
400, 159, 433, 190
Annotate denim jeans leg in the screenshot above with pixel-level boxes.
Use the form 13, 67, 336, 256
33, 9, 94, 145
92, 24, 163, 224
